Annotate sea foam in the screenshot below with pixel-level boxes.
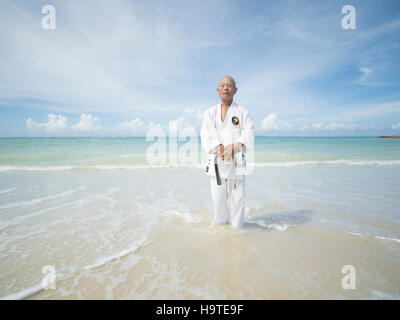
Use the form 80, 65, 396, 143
1, 160, 399, 172
82, 237, 152, 271
0, 186, 85, 210
0, 188, 16, 194
0, 284, 43, 300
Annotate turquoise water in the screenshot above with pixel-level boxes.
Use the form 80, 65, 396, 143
1, 137, 400, 168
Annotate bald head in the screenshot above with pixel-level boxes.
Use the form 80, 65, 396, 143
218, 75, 236, 88
217, 75, 238, 103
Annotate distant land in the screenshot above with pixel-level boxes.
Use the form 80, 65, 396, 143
376, 136, 400, 138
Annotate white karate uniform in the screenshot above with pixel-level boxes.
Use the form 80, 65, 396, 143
200, 102, 255, 228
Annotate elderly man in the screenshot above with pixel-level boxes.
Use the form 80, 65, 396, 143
200, 76, 255, 228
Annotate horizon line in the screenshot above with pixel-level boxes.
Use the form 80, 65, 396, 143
0, 135, 385, 138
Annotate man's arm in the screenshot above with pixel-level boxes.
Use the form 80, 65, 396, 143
224, 109, 254, 161
237, 109, 255, 152
200, 109, 223, 155
223, 142, 243, 161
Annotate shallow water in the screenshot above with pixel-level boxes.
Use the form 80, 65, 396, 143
0, 165, 399, 299
1, 137, 400, 167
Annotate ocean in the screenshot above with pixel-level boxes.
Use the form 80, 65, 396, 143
0, 137, 399, 299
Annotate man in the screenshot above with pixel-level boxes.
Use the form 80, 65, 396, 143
200, 76, 255, 228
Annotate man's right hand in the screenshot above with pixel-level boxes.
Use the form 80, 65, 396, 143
218, 144, 224, 160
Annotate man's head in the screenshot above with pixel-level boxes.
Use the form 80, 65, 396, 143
217, 75, 237, 102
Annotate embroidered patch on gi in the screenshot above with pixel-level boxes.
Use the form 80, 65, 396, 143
232, 116, 239, 126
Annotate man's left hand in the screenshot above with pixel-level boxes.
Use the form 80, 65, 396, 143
223, 142, 243, 161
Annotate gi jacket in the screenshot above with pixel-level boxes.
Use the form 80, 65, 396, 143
200, 102, 255, 179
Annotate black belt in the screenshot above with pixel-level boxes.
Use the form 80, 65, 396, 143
214, 154, 221, 185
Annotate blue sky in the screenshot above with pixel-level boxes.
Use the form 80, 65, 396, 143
0, 0, 399, 137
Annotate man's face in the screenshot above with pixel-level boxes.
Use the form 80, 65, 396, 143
217, 77, 237, 100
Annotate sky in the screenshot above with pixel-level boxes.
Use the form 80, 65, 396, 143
0, 0, 399, 137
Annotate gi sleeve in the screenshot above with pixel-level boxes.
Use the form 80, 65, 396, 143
200, 109, 222, 154
237, 109, 255, 152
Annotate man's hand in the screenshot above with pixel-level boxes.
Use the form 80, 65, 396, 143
223, 142, 243, 162
218, 144, 225, 160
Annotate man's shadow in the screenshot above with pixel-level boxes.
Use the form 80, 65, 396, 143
244, 208, 313, 230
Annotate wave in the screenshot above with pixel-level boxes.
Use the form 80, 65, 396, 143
0, 187, 119, 232
166, 210, 203, 224
0, 186, 85, 210
82, 237, 152, 271
0, 284, 43, 300
1, 159, 400, 171
245, 219, 289, 231
254, 159, 400, 167
348, 232, 400, 244
0, 164, 203, 171
369, 289, 400, 300
0, 188, 16, 194
374, 236, 400, 243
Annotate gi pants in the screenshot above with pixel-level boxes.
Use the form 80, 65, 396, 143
209, 176, 245, 228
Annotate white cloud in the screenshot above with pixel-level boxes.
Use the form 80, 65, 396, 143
26, 114, 68, 132
358, 67, 373, 83
25, 111, 397, 136
27, 113, 102, 134
146, 121, 166, 138
169, 116, 200, 137
183, 108, 204, 122
299, 125, 308, 131
260, 115, 369, 134
25, 112, 205, 136
325, 122, 345, 130
71, 113, 102, 131
309, 122, 361, 131
261, 113, 279, 130
260, 113, 296, 131
117, 118, 146, 133
117, 117, 196, 136
282, 122, 293, 129
312, 123, 323, 130
392, 122, 400, 129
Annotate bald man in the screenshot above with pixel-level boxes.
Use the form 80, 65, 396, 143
200, 76, 255, 228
